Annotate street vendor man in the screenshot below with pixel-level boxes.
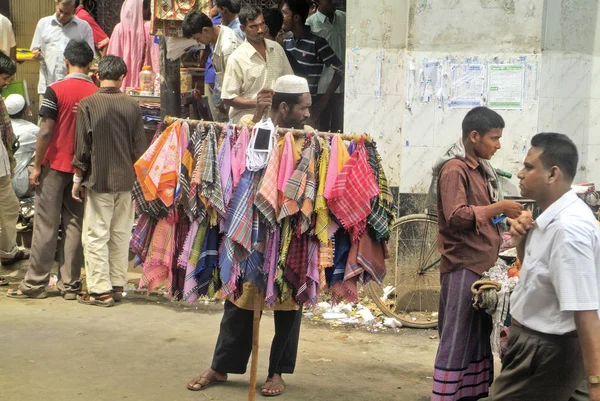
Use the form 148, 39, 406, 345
482, 133, 600, 401
431, 106, 523, 401
186, 75, 312, 398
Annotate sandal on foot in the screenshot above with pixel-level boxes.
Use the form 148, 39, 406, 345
187, 369, 227, 391
0, 277, 8, 286
112, 286, 124, 302
77, 292, 115, 307
261, 376, 285, 397
1, 249, 30, 266
6, 288, 48, 299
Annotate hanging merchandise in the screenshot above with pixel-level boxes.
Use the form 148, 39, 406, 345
130, 117, 395, 307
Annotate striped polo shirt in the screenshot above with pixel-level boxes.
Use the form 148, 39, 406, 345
283, 28, 342, 96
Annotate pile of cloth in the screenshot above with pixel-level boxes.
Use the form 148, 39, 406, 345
130, 120, 395, 307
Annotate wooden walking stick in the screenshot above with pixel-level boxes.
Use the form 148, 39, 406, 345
248, 290, 263, 401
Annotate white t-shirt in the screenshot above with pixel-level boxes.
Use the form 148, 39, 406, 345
0, 13, 16, 56
510, 190, 600, 334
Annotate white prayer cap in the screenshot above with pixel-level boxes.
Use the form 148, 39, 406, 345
5, 94, 26, 116
273, 75, 310, 94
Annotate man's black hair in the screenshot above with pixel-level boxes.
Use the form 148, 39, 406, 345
271, 92, 303, 111
182, 11, 213, 39
262, 6, 283, 37
283, 0, 310, 24
461, 106, 505, 139
0, 51, 16, 76
216, 0, 242, 14
97, 55, 128, 81
63, 40, 94, 68
239, 5, 262, 25
531, 133, 578, 181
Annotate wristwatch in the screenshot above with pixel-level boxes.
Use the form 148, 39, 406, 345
589, 376, 600, 385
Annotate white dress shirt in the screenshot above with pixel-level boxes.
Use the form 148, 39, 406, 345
30, 15, 94, 94
510, 190, 600, 334
0, 13, 16, 56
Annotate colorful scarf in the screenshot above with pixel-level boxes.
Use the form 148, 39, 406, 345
194, 225, 221, 297
199, 123, 225, 215
255, 137, 280, 230
140, 212, 177, 293
130, 213, 157, 267
328, 140, 380, 242
184, 219, 208, 302
231, 126, 250, 189
218, 126, 233, 214
323, 135, 349, 199
314, 139, 330, 244
365, 141, 395, 241
264, 228, 281, 306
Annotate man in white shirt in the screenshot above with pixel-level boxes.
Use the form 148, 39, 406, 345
221, 5, 293, 123
30, 0, 94, 102
0, 13, 17, 60
183, 11, 243, 122
484, 133, 600, 401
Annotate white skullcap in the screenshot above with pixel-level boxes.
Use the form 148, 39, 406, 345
273, 75, 310, 94
5, 94, 26, 116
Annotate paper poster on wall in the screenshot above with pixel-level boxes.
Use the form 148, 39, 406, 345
488, 65, 524, 109
419, 61, 440, 103
448, 64, 486, 109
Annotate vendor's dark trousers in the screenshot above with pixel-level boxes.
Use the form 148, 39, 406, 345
483, 323, 590, 401
211, 300, 302, 377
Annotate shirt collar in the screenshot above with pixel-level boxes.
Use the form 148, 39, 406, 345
96, 87, 122, 94
241, 39, 276, 57
463, 154, 479, 169
315, 10, 330, 24
534, 190, 579, 231
52, 15, 79, 27
65, 72, 93, 82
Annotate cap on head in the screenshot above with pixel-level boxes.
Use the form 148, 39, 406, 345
5, 94, 26, 116
273, 75, 309, 94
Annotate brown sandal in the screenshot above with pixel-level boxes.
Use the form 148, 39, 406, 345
77, 292, 115, 307
187, 369, 227, 391
261, 375, 285, 397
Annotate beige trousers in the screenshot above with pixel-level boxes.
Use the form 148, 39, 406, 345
20, 167, 84, 295
82, 190, 134, 295
0, 174, 20, 258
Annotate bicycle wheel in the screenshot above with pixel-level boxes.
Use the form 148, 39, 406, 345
367, 213, 440, 328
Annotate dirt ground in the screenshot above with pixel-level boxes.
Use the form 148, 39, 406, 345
0, 261, 439, 401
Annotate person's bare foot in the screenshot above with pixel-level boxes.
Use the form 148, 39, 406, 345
186, 368, 227, 391
261, 374, 285, 397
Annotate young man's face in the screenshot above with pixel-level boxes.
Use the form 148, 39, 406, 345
471, 128, 502, 160
282, 93, 312, 128
517, 147, 549, 201
280, 4, 294, 32
0, 73, 14, 88
192, 27, 212, 45
242, 15, 266, 44
55, 1, 75, 26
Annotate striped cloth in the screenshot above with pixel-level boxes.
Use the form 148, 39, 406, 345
184, 219, 208, 303
342, 233, 388, 303
323, 135, 349, 200
199, 123, 225, 216
188, 138, 207, 221
171, 215, 190, 300
219, 170, 262, 285
314, 139, 330, 244
432, 269, 494, 401
328, 140, 379, 242
129, 213, 157, 268
175, 123, 189, 203
299, 138, 318, 234
264, 228, 281, 306
178, 220, 199, 300
255, 137, 280, 230
365, 141, 395, 241
279, 137, 316, 222
276, 218, 293, 303
140, 213, 177, 293
194, 225, 221, 297
218, 126, 233, 217
180, 123, 204, 217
